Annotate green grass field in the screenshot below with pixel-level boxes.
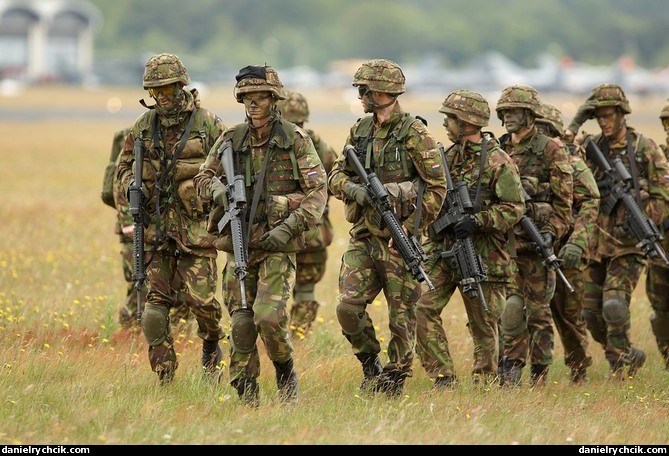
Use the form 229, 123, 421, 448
0, 84, 668, 445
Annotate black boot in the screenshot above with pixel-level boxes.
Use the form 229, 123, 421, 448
201, 339, 222, 375
356, 353, 383, 392
273, 359, 299, 403
570, 367, 588, 385
233, 377, 259, 408
501, 359, 523, 388
376, 370, 409, 398
530, 364, 549, 387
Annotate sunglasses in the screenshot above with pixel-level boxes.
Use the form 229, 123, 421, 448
148, 84, 177, 98
357, 86, 370, 97
242, 93, 272, 104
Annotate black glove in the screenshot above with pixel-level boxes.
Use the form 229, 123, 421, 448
453, 215, 479, 239
344, 182, 371, 207
127, 180, 149, 202
534, 232, 554, 253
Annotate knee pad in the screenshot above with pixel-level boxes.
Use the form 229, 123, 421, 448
141, 303, 170, 346
500, 294, 525, 337
293, 282, 315, 303
230, 309, 258, 354
650, 310, 669, 342
602, 298, 629, 325
336, 301, 367, 336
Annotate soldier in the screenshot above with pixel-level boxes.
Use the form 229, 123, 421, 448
565, 84, 669, 379
536, 102, 600, 385
276, 90, 338, 340
194, 65, 327, 406
415, 90, 525, 388
103, 127, 194, 335
117, 53, 226, 384
646, 99, 669, 371
328, 59, 447, 397
496, 85, 573, 387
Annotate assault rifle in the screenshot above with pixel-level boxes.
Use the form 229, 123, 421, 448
430, 143, 488, 310
344, 145, 434, 290
216, 140, 250, 309
520, 189, 574, 293
584, 137, 669, 264
128, 137, 147, 322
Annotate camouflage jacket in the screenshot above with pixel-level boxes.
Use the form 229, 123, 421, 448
299, 127, 338, 260
329, 104, 447, 240
117, 89, 226, 257
585, 127, 669, 261
429, 133, 525, 280
194, 115, 327, 256
500, 127, 573, 250
560, 143, 601, 263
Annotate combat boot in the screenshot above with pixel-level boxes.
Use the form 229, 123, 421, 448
158, 367, 175, 385
376, 370, 409, 398
233, 377, 259, 408
433, 375, 457, 390
529, 364, 549, 387
501, 359, 523, 388
201, 339, 223, 375
273, 359, 299, 403
570, 367, 588, 385
356, 353, 383, 392
626, 347, 646, 378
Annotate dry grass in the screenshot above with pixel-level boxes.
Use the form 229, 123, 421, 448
0, 85, 668, 445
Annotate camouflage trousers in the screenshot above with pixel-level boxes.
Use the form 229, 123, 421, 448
117, 241, 194, 333
416, 242, 506, 381
290, 251, 327, 337
583, 254, 645, 365
223, 251, 296, 384
502, 250, 556, 367
337, 236, 421, 376
550, 263, 592, 371
142, 241, 223, 375
646, 262, 669, 368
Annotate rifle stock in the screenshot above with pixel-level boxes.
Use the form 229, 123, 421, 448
433, 143, 488, 311
216, 140, 250, 309
344, 145, 434, 290
129, 137, 147, 322
584, 137, 669, 265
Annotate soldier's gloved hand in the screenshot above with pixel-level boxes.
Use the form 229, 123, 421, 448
210, 177, 228, 207
258, 223, 293, 251
534, 232, 554, 253
344, 182, 371, 207
453, 215, 480, 239
558, 242, 583, 269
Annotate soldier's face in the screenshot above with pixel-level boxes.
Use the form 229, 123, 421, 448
443, 114, 460, 142
594, 107, 622, 139
149, 83, 180, 108
242, 91, 273, 120
502, 108, 525, 133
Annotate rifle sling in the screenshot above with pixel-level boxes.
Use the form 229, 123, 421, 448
626, 130, 641, 206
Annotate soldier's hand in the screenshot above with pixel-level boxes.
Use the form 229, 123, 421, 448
258, 223, 293, 251
453, 215, 480, 239
211, 177, 228, 207
558, 242, 583, 269
344, 182, 371, 207
127, 180, 149, 202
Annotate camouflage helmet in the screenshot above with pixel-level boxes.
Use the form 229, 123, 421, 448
495, 84, 543, 120
352, 59, 405, 95
659, 99, 669, 119
536, 102, 564, 137
439, 89, 490, 127
233, 65, 285, 103
143, 53, 190, 89
586, 83, 631, 115
277, 90, 309, 124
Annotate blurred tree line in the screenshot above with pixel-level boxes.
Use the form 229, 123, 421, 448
89, 0, 669, 78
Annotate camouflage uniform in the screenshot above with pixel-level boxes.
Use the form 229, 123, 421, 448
415, 90, 525, 388
117, 54, 226, 384
646, 99, 669, 371
103, 127, 194, 335
567, 84, 669, 379
496, 85, 574, 387
194, 66, 327, 406
329, 59, 447, 397
277, 90, 338, 339
536, 103, 600, 385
